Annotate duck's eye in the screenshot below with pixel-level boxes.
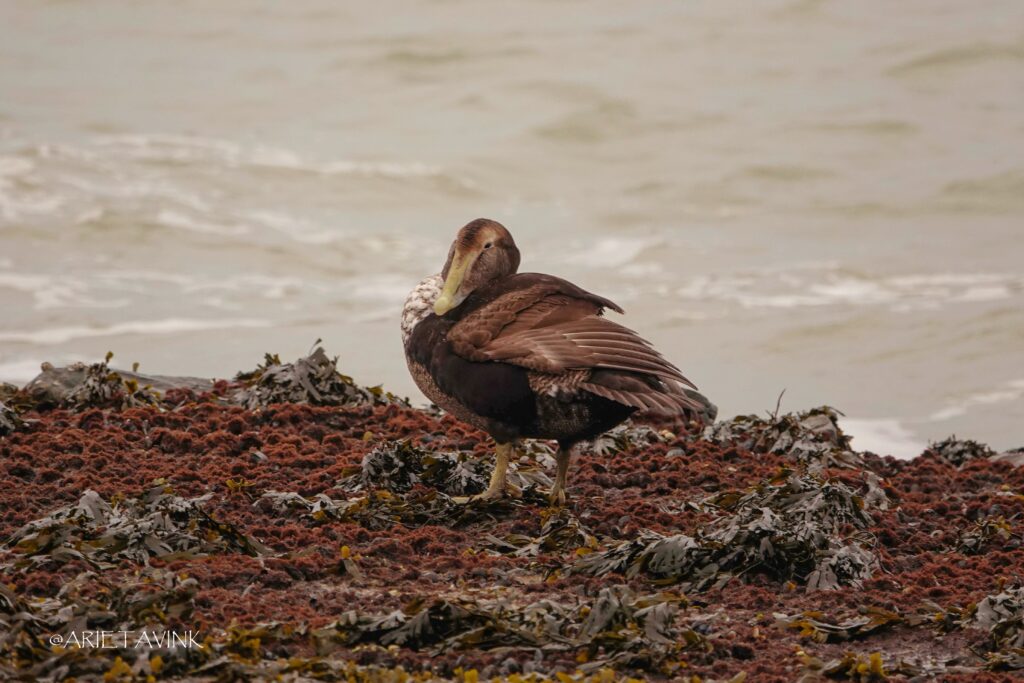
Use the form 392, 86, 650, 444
484, 242, 493, 249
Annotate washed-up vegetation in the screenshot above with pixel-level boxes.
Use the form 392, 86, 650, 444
233, 343, 406, 409
311, 586, 704, 673
928, 435, 996, 468
2, 356, 1024, 680
573, 472, 877, 592
703, 406, 863, 471
972, 587, 1024, 669
3, 482, 269, 570
0, 400, 23, 436
346, 439, 555, 498
2, 344, 405, 417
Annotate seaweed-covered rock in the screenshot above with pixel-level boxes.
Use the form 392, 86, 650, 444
233, 345, 405, 409
991, 448, 1024, 468
703, 406, 862, 470
929, 436, 996, 468
22, 356, 177, 411
574, 473, 877, 591
62, 354, 163, 410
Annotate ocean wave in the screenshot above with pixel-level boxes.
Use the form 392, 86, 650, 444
676, 267, 1024, 311
928, 378, 1024, 422
0, 318, 271, 345
564, 236, 662, 269
840, 417, 925, 460
888, 42, 1024, 76
0, 273, 130, 310
90, 133, 449, 179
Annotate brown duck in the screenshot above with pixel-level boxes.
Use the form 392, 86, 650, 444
401, 218, 714, 504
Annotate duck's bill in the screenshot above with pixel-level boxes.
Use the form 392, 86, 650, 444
434, 250, 476, 315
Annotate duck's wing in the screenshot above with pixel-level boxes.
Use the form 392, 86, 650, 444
448, 274, 701, 415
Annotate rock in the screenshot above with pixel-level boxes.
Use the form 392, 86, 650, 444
990, 448, 1024, 468
22, 362, 214, 408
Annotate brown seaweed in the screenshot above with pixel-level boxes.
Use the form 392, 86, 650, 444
574, 472, 877, 591
233, 344, 406, 409
3, 482, 269, 570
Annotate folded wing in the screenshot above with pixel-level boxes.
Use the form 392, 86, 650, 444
447, 274, 702, 415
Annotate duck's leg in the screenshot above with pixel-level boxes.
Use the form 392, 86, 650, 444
549, 444, 572, 507
454, 441, 515, 503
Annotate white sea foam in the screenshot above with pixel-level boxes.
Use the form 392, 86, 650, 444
928, 379, 1024, 421
676, 268, 1024, 311
246, 210, 341, 245
155, 209, 250, 237
92, 134, 447, 178
0, 318, 270, 345
566, 237, 660, 269
183, 274, 322, 300
841, 418, 926, 460
0, 156, 34, 178
0, 273, 130, 310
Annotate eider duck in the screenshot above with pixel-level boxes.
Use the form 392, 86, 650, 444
402, 218, 713, 505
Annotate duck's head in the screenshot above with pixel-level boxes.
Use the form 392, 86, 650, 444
434, 218, 520, 315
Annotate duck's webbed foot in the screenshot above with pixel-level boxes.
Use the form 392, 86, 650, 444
548, 445, 571, 507
452, 441, 516, 504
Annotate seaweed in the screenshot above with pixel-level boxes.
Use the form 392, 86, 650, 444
590, 424, 672, 458
929, 436, 996, 468
0, 568, 202, 682
4, 377, 1023, 681
489, 507, 599, 557
776, 607, 903, 643
0, 400, 24, 436
574, 472, 877, 591
59, 353, 162, 411
811, 651, 888, 681
233, 343, 406, 409
956, 516, 1017, 555
311, 586, 702, 675
3, 482, 270, 570
972, 587, 1024, 667
703, 406, 864, 471
342, 439, 554, 499
260, 485, 519, 531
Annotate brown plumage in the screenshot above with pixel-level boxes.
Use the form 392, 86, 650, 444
402, 218, 714, 504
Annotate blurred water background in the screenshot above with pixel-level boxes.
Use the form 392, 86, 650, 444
1, 1, 1022, 456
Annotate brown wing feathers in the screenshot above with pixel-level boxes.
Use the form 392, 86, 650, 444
484, 317, 695, 388
447, 274, 701, 417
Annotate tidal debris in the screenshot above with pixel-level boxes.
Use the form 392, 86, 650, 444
574, 472, 877, 592
928, 435, 996, 468
973, 587, 1024, 669
311, 586, 703, 676
233, 344, 406, 409
703, 406, 863, 471
2, 382, 1024, 680
345, 439, 554, 497
3, 482, 269, 570
0, 400, 23, 436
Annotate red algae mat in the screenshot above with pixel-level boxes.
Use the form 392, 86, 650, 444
3, 375, 1024, 681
